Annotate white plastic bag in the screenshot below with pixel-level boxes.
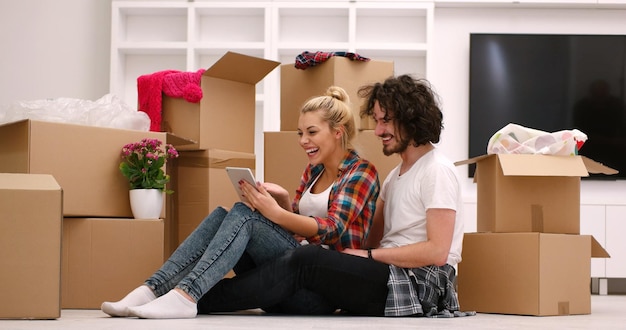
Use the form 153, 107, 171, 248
487, 123, 587, 156
0, 94, 150, 131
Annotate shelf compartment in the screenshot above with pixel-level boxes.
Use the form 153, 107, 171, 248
118, 6, 188, 43
194, 7, 266, 43
355, 8, 428, 44
277, 7, 349, 44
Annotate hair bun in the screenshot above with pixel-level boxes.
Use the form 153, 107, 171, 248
326, 86, 350, 103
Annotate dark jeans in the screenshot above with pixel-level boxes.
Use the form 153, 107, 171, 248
232, 252, 334, 315
197, 245, 390, 316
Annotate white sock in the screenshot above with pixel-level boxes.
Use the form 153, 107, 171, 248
101, 285, 156, 317
127, 289, 197, 319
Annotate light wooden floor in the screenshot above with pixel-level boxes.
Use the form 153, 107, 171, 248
2, 295, 625, 330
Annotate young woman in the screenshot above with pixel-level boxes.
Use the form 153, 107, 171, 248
101, 86, 380, 319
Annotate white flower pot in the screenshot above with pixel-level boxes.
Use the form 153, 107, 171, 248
129, 189, 163, 219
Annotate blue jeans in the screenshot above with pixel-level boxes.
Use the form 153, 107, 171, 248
144, 202, 299, 301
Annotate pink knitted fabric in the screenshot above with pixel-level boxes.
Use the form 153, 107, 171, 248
163, 69, 206, 103
137, 69, 206, 131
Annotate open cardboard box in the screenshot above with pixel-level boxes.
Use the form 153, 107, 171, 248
455, 154, 617, 234
458, 232, 610, 316
162, 52, 279, 152
0, 173, 62, 319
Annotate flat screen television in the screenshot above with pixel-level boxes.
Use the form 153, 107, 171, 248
469, 33, 626, 179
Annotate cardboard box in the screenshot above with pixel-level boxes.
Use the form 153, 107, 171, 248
174, 149, 255, 247
162, 52, 279, 152
0, 173, 62, 319
0, 119, 188, 218
263, 131, 307, 197
264, 130, 399, 198
280, 57, 394, 131
458, 232, 610, 316
61, 218, 164, 309
454, 154, 616, 234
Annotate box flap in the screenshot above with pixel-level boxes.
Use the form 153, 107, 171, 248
165, 132, 196, 147
0, 173, 61, 191
453, 154, 491, 166
580, 156, 619, 175
498, 154, 589, 176
455, 153, 611, 177
590, 236, 610, 258
178, 149, 256, 169
203, 51, 280, 85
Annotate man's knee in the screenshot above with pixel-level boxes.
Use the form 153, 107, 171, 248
290, 245, 324, 265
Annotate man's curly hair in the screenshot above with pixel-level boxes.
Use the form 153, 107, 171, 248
358, 74, 443, 146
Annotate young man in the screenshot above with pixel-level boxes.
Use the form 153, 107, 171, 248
195, 75, 472, 317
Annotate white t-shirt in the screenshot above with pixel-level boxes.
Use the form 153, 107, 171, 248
378, 147, 464, 267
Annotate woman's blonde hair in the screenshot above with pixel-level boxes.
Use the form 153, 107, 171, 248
300, 86, 356, 151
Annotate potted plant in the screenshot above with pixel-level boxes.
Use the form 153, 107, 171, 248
119, 138, 179, 218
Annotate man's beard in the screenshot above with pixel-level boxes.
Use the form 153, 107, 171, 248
382, 135, 410, 156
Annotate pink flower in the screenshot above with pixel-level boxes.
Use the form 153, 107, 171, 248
119, 138, 179, 193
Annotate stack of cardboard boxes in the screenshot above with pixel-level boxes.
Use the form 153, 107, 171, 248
0, 119, 176, 316
167, 52, 279, 246
0, 51, 278, 317
265, 56, 400, 195
455, 153, 614, 316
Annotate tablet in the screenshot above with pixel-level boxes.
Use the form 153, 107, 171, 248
225, 167, 257, 202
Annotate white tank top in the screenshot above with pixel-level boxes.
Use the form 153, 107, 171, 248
298, 170, 332, 218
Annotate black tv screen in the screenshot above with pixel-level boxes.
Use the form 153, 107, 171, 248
469, 33, 626, 179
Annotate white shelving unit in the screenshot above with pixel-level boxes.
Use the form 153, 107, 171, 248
581, 204, 626, 294
606, 206, 626, 278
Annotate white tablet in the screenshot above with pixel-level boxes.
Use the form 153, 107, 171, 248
225, 167, 257, 202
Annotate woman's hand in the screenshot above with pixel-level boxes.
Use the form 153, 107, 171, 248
260, 182, 292, 211
240, 181, 318, 237
239, 180, 283, 219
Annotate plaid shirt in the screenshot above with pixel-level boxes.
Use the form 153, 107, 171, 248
385, 264, 475, 317
294, 51, 370, 70
292, 149, 379, 250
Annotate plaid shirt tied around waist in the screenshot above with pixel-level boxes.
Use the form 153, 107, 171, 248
385, 264, 476, 317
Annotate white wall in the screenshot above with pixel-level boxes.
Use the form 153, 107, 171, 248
0, 0, 111, 105
431, 6, 626, 204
